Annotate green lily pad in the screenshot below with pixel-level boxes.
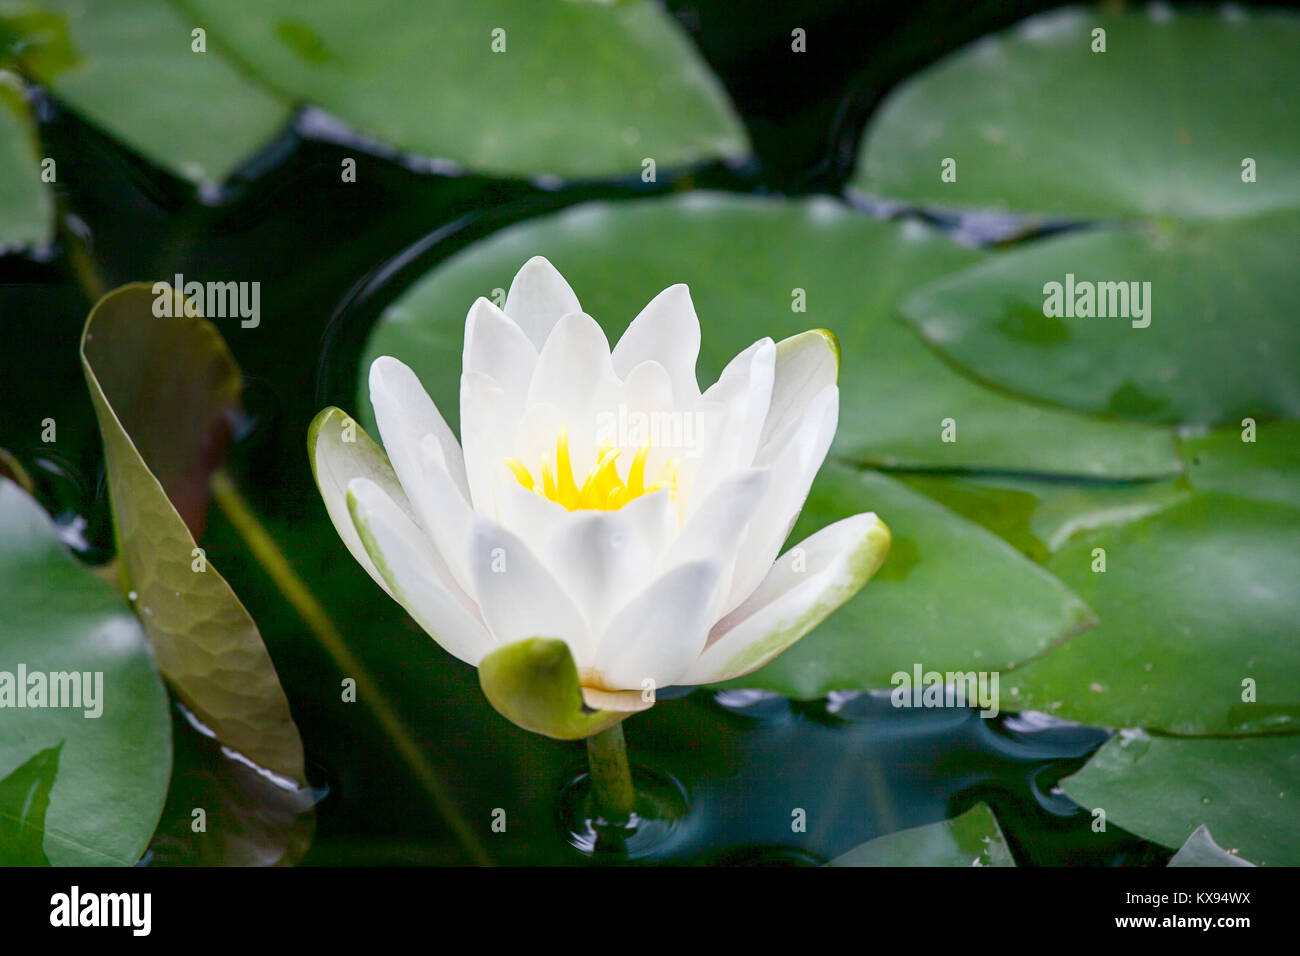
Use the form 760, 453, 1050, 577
1005, 493, 1300, 735
726, 465, 1095, 698
81, 284, 305, 783
853, 7, 1300, 220
363, 192, 1178, 477
1063, 730, 1299, 866
829, 802, 1015, 866
1181, 420, 1300, 512
0, 744, 59, 865
183, 0, 747, 178
478, 638, 627, 741
0, 478, 171, 866
16, 0, 291, 184
901, 213, 1300, 426
1168, 825, 1254, 868
0, 83, 51, 247
898, 473, 1191, 563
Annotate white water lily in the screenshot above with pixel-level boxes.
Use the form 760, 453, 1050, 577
311, 257, 889, 724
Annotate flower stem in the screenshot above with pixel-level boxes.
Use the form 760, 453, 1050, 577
209, 468, 492, 866
585, 723, 636, 821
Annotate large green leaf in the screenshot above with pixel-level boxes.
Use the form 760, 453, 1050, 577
0, 478, 172, 866
1168, 825, 1254, 868
829, 802, 1015, 867
182, 0, 747, 178
0, 745, 59, 865
725, 465, 1095, 698
0, 83, 51, 247
363, 192, 1178, 477
1181, 420, 1300, 512
81, 284, 305, 783
901, 213, 1300, 426
853, 6, 1300, 220
1005, 493, 1300, 735
1063, 731, 1299, 866
15, 0, 291, 184
898, 473, 1191, 564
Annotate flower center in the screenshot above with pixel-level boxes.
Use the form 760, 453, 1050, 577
504, 425, 679, 512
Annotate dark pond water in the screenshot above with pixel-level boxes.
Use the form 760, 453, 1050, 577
0, 0, 1195, 865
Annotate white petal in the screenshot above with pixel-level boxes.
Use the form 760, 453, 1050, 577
689, 338, 775, 508
463, 297, 538, 415
309, 407, 407, 599
758, 329, 838, 454
460, 371, 515, 513
592, 560, 721, 690
544, 489, 676, 639
346, 478, 493, 665
525, 312, 620, 432
370, 356, 469, 501
726, 384, 839, 611
505, 256, 582, 349
680, 513, 890, 685
419, 435, 475, 595
661, 468, 769, 618
469, 516, 594, 667
611, 284, 702, 404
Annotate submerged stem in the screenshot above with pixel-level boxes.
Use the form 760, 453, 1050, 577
209, 468, 492, 866
585, 723, 636, 821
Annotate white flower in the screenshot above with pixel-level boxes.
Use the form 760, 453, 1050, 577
311, 257, 889, 720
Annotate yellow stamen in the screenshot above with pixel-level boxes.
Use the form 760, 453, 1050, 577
505, 427, 679, 512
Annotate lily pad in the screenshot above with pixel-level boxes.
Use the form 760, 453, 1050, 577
0, 83, 51, 247
363, 192, 1178, 477
1181, 420, 1300, 512
829, 802, 1015, 866
853, 6, 1300, 220
1168, 825, 1254, 868
1005, 493, 1300, 735
725, 465, 1095, 698
898, 473, 1191, 563
1063, 730, 1299, 866
901, 213, 1300, 426
0, 478, 171, 866
16, 0, 291, 184
81, 284, 305, 783
183, 0, 747, 178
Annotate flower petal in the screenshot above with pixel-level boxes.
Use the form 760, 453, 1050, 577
662, 468, 769, 618
463, 297, 538, 415
370, 356, 469, 501
726, 383, 839, 611
469, 515, 594, 667
611, 284, 702, 404
460, 370, 515, 513
758, 329, 839, 454
544, 489, 675, 640
419, 434, 475, 595
689, 338, 775, 508
680, 513, 891, 685
592, 559, 721, 691
308, 406, 408, 599
346, 477, 493, 666
504, 256, 582, 349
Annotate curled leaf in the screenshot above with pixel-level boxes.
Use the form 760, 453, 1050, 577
81, 283, 305, 783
